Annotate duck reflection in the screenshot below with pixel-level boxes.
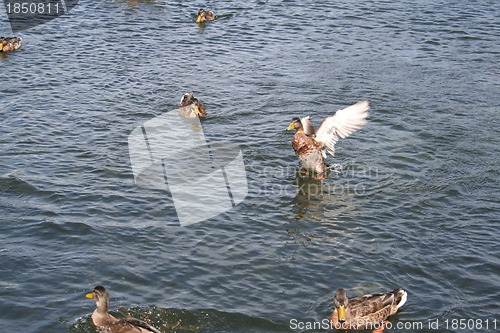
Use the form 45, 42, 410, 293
282, 172, 358, 257
291, 171, 358, 221
291, 175, 324, 221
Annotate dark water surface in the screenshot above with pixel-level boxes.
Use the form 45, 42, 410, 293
1, 0, 498, 332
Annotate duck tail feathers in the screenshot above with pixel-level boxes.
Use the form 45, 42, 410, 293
392, 288, 408, 309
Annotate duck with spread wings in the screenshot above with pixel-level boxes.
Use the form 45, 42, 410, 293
286, 100, 369, 178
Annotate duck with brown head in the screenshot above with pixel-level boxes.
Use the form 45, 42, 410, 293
196, 9, 216, 23
178, 91, 207, 119
330, 288, 407, 331
286, 101, 369, 179
0, 37, 22, 52
86, 286, 162, 333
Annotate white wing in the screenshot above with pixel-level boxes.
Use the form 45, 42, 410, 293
301, 116, 315, 136
314, 101, 369, 156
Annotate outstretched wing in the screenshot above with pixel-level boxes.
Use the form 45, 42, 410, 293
314, 101, 369, 156
301, 116, 315, 136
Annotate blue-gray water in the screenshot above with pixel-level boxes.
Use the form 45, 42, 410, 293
1, 1, 499, 332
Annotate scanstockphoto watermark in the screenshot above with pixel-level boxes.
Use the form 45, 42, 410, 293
3, 0, 78, 32
258, 178, 368, 198
128, 108, 248, 227
289, 319, 409, 331
289, 318, 498, 331
254, 163, 380, 198
290, 319, 423, 331
254, 163, 379, 179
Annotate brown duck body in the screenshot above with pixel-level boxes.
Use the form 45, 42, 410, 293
178, 92, 207, 119
0, 37, 22, 52
286, 101, 370, 177
196, 9, 216, 23
91, 310, 160, 333
329, 288, 407, 330
292, 130, 328, 174
87, 286, 162, 333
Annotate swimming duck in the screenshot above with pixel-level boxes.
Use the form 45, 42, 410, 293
286, 100, 369, 178
86, 286, 162, 333
330, 288, 407, 331
0, 37, 22, 52
196, 9, 216, 23
178, 91, 207, 119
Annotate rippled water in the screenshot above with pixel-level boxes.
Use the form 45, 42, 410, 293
1, 0, 498, 332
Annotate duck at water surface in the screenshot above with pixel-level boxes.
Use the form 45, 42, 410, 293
86, 286, 162, 333
330, 288, 407, 331
178, 91, 207, 119
196, 9, 216, 23
0, 37, 22, 52
286, 100, 369, 178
